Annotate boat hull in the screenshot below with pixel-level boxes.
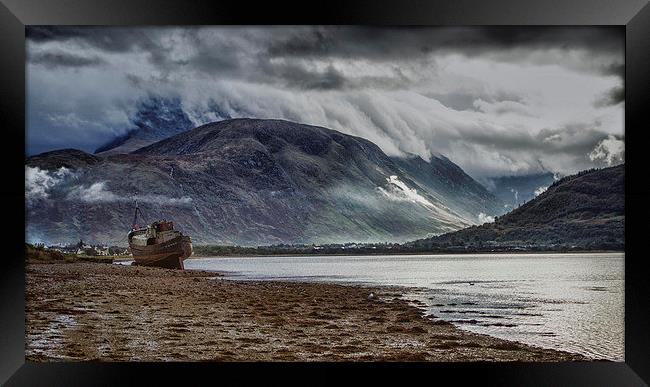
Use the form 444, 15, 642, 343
130, 235, 192, 270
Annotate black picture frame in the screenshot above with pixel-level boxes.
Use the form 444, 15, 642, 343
2, 0, 649, 385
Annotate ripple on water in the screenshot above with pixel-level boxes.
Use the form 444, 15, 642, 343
185, 253, 624, 361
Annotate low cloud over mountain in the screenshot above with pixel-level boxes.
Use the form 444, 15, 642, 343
27, 26, 624, 179
26, 119, 504, 245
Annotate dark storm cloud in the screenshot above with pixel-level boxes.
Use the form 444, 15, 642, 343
458, 122, 613, 156
27, 26, 172, 73
29, 51, 106, 69
25, 26, 624, 178
601, 63, 625, 78
441, 121, 624, 177
257, 60, 410, 91
476, 26, 623, 53
425, 92, 482, 111
268, 26, 624, 58
265, 26, 624, 77
532, 124, 624, 173
26, 26, 84, 42
593, 86, 625, 107
26, 26, 624, 87
27, 26, 161, 53
277, 63, 347, 90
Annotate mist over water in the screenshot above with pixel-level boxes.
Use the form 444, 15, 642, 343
186, 252, 624, 360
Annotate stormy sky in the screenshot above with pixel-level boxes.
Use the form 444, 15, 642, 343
26, 26, 624, 179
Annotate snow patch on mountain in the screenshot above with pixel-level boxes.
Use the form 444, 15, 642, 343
377, 175, 433, 207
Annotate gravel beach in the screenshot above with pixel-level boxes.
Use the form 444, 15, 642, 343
26, 262, 586, 361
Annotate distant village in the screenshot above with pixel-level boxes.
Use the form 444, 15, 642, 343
32, 239, 131, 257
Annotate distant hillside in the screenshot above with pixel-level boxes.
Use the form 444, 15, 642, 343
408, 164, 624, 251
482, 172, 557, 212
26, 149, 100, 170
26, 118, 502, 246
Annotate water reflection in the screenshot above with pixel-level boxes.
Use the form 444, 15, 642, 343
185, 252, 624, 360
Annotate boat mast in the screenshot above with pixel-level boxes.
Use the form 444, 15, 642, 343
131, 201, 143, 229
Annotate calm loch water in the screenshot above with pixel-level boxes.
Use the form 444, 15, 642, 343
185, 252, 624, 361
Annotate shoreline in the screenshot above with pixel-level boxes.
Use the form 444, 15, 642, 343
190, 250, 624, 258
26, 261, 588, 361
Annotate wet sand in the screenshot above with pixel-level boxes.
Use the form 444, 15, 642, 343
26, 262, 586, 361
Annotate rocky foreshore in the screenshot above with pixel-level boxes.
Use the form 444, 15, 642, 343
26, 262, 586, 361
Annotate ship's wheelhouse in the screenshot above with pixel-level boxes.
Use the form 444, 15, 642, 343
129, 220, 180, 246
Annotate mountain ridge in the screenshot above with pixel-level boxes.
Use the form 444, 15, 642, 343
407, 164, 624, 251
94, 97, 195, 155
27, 118, 503, 246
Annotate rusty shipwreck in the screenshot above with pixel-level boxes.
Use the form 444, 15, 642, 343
127, 204, 193, 269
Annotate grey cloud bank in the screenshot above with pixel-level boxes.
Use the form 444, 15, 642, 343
26, 26, 624, 179
26, 166, 193, 206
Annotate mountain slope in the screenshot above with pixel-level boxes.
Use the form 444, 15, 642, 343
27, 119, 503, 246
391, 154, 505, 219
26, 148, 100, 170
407, 164, 624, 250
94, 97, 195, 155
